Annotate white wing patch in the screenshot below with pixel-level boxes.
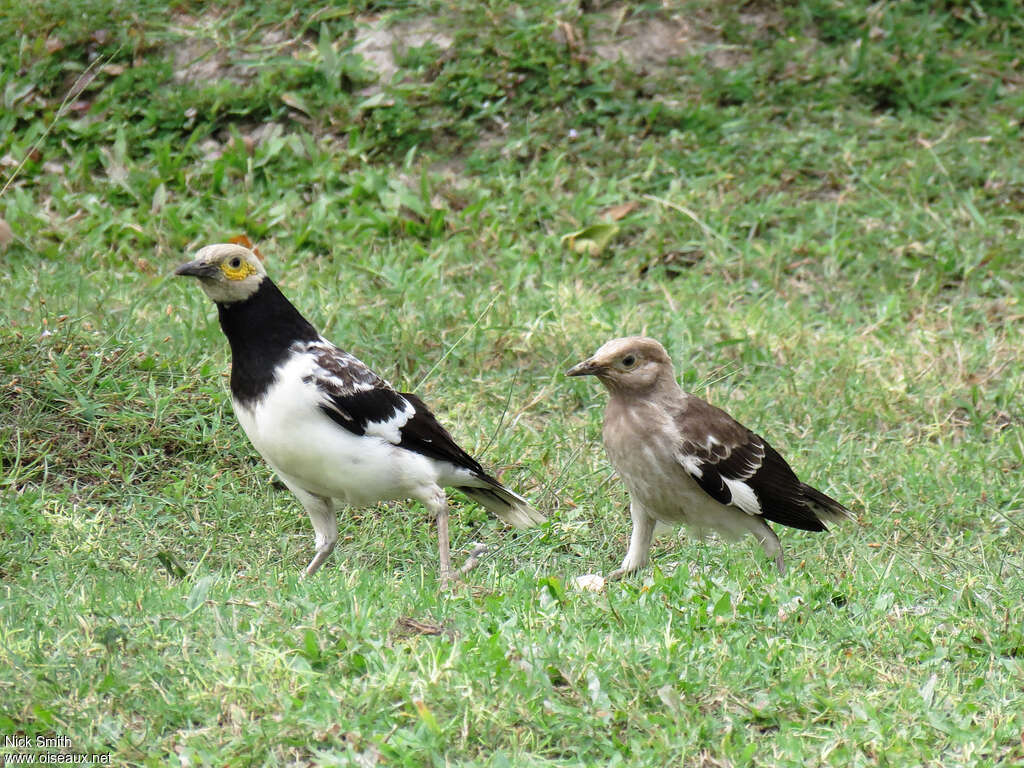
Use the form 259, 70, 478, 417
678, 453, 704, 478
316, 394, 355, 427
732, 439, 766, 479
364, 396, 416, 444
723, 476, 761, 516
311, 360, 376, 394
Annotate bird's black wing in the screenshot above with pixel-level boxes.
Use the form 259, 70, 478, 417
301, 340, 487, 476
299, 340, 401, 434
672, 397, 826, 532
394, 392, 487, 475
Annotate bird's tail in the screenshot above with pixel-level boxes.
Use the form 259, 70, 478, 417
801, 483, 856, 525
458, 476, 546, 529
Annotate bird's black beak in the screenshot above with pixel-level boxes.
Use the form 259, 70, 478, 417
566, 358, 601, 377
173, 259, 219, 278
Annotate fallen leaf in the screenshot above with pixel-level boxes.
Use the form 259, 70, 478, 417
561, 222, 620, 256
357, 92, 396, 110
391, 616, 449, 638
656, 684, 682, 713
601, 201, 638, 221
572, 574, 606, 592
412, 699, 441, 736
0, 218, 13, 249
229, 234, 263, 261
281, 92, 313, 117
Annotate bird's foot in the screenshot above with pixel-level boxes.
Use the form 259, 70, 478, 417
607, 567, 629, 582
437, 545, 491, 592
774, 553, 787, 576
457, 543, 490, 578
303, 554, 333, 578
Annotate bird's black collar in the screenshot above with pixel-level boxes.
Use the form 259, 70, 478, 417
215, 278, 319, 406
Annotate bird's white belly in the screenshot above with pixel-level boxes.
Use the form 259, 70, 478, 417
233, 391, 437, 506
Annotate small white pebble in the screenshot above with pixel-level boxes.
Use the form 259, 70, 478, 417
573, 574, 606, 592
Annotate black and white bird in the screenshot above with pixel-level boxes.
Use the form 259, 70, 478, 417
174, 243, 544, 586
566, 337, 854, 578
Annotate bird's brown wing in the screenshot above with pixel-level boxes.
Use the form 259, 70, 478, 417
672, 397, 827, 532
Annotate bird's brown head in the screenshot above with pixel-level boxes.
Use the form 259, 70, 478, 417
566, 336, 677, 394
174, 243, 267, 304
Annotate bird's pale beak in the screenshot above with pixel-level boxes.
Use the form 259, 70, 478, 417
566, 358, 601, 377
173, 259, 218, 278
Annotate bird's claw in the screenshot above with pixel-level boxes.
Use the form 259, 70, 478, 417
438, 544, 491, 591
457, 544, 490, 576
606, 567, 628, 582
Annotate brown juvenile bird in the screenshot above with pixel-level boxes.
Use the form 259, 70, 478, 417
567, 336, 854, 578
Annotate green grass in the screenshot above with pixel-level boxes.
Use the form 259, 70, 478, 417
2, 0, 1023, 764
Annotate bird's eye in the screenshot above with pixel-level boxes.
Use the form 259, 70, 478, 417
229, 257, 242, 269
621, 354, 637, 368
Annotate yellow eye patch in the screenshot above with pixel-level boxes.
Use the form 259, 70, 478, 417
220, 259, 256, 281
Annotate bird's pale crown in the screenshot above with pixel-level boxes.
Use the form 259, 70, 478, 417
174, 243, 267, 304
566, 336, 677, 393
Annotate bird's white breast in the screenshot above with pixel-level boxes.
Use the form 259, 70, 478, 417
232, 354, 439, 505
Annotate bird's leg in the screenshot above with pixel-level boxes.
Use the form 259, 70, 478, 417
425, 488, 454, 589
436, 508, 454, 590
608, 502, 656, 580
748, 518, 786, 575
299, 493, 337, 577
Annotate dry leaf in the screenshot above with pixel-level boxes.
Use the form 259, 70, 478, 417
391, 616, 451, 638
412, 699, 441, 735
0, 218, 13, 249
561, 222, 620, 256
229, 234, 263, 261
281, 92, 313, 117
601, 201, 639, 221
572, 574, 606, 592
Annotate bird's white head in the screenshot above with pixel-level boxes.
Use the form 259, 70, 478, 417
566, 336, 677, 394
173, 243, 267, 304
